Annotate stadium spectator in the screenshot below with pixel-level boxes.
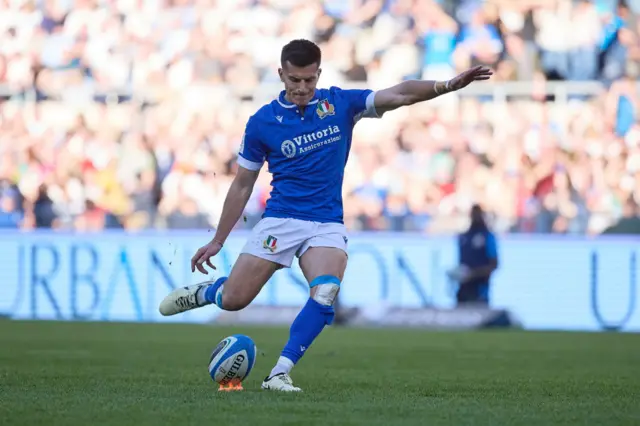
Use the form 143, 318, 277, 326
0, 0, 638, 235
602, 197, 640, 233
0, 186, 23, 228
450, 204, 499, 306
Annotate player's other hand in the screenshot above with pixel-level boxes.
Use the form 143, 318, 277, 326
191, 239, 222, 274
449, 66, 493, 91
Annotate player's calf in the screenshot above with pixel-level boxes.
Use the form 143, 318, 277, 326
197, 277, 251, 311
210, 254, 281, 310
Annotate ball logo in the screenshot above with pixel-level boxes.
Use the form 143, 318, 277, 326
281, 140, 296, 158
219, 353, 246, 385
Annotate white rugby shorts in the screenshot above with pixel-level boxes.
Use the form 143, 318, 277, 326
240, 217, 348, 267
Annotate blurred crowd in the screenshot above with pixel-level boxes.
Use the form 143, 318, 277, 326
0, 0, 639, 234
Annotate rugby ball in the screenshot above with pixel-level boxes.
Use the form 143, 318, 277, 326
208, 334, 257, 385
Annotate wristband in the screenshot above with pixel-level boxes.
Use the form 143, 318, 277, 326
434, 80, 450, 95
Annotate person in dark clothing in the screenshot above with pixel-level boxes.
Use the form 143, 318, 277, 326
451, 204, 499, 306
33, 184, 56, 228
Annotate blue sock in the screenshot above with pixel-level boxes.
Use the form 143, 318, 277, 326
280, 298, 335, 365
279, 275, 340, 366
203, 277, 227, 308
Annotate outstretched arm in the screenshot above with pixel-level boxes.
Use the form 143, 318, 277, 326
373, 66, 493, 115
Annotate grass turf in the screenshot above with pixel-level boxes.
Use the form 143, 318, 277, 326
0, 320, 638, 426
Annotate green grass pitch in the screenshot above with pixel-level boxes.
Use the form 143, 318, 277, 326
0, 320, 639, 426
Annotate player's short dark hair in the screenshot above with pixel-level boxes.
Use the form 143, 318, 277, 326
280, 39, 321, 68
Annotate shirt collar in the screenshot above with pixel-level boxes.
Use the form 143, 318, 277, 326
276, 90, 319, 109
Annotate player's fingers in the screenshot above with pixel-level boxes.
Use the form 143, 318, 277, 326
196, 256, 209, 275
195, 250, 210, 274
473, 70, 491, 77
206, 258, 216, 271
473, 72, 492, 80
190, 248, 204, 272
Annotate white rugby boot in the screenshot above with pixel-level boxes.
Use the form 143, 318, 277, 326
158, 282, 213, 316
261, 373, 302, 392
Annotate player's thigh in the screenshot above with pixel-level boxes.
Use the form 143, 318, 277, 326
223, 253, 280, 310
298, 222, 349, 285
299, 246, 348, 287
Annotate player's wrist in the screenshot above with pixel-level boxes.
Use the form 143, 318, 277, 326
433, 80, 452, 96
211, 237, 225, 247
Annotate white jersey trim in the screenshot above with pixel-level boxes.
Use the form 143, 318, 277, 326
354, 91, 381, 123
237, 155, 263, 171
276, 98, 319, 109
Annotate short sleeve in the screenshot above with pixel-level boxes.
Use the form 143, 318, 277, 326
330, 86, 381, 124
237, 116, 266, 171
485, 233, 498, 259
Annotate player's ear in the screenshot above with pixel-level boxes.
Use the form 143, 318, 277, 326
278, 68, 284, 82
317, 68, 322, 79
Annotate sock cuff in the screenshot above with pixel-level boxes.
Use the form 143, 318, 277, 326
278, 356, 295, 369
308, 297, 335, 315
204, 277, 227, 306
215, 288, 223, 308
213, 276, 227, 287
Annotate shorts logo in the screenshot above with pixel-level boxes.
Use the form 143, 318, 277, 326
281, 140, 297, 158
316, 99, 335, 119
263, 235, 278, 252
343, 236, 348, 244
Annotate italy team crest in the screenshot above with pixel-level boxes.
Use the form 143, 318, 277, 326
263, 235, 278, 252
316, 99, 335, 119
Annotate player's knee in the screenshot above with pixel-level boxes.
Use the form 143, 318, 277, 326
310, 275, 341, 306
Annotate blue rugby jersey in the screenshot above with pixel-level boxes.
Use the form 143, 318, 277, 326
237, 87, 379, 224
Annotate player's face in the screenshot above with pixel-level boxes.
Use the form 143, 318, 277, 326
279, 62, 321, 107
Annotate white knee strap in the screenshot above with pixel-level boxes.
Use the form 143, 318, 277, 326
313, 283, 340, 306
310, 275, 341, 306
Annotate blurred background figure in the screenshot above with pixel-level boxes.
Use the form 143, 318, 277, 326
602, 197, 640, 233
448, 204, 499, 306
0, 0, 637, 236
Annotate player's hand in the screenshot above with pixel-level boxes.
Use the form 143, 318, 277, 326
190, 239, 222, 274
449, 66, 493, 91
